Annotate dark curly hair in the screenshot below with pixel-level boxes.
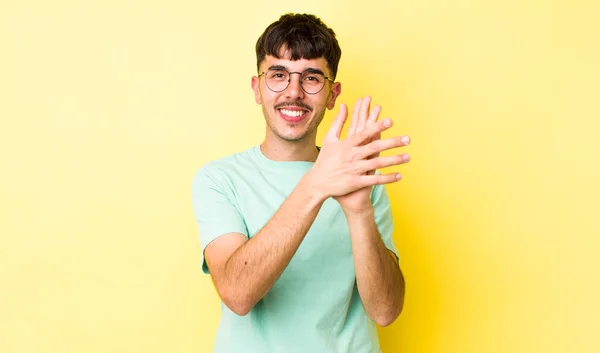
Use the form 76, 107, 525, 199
255, 13, 342, 79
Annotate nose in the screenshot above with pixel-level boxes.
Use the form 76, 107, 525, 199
285, 72, 305, 99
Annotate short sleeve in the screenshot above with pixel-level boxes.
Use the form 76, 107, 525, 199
192, 166, 248, 274
370, 183, 399, 262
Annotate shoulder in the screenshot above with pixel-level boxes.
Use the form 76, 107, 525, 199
197, 146, 255, 172
193, 146, 257, 185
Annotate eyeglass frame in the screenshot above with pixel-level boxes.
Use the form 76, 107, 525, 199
257, 66, 335, 95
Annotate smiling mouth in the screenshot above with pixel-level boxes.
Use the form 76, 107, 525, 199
276, 106, 310, 123
279, 108, 307, 117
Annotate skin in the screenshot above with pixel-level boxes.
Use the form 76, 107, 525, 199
203, 52, 409, 326
251, 52, 341, 162
335, 97, 409, 325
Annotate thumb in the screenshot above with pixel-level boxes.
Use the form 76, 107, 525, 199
324, 103, 348, 141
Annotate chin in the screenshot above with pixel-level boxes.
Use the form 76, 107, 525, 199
266, 119, 317, 143
278, 132, 309, 142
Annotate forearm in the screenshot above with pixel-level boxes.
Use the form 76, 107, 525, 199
220, 173, 326, 315
345, 207, 405, 326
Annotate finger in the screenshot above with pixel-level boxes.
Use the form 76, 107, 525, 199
357, 172, 403, 187
325, 103, 348, 140
369, 130, 381, 156
357, 96, 371, 132
357, 135, 411, 160
367, 105, 381, 127
359, 154, 411, 171
367, 123, 382, 158
348, 98, 362, 136
348, 117, 394, 146
366, 107, 383, 156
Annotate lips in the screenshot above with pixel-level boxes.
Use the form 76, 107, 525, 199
278, 107, 309, 123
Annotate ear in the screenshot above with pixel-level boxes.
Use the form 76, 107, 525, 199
251, 76, 262, 104
326, 82, 342, 110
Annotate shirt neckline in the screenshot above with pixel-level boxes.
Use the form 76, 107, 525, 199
252, 145, 317, 170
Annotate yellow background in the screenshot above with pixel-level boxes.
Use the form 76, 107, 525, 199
1, 0, 598, 352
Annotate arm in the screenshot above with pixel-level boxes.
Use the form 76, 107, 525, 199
202, 104, 406, 316
344, 206, 405, 326
334, 96, 410, 326
204, 176, 325, 316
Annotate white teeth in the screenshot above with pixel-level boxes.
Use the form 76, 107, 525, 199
280, 109, 304, 117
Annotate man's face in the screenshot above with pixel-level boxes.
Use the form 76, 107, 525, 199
251, 54, 341, 143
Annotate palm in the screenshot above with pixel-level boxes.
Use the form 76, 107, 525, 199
332, 97, 381, 211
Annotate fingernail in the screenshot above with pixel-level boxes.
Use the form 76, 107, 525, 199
383, 119, 392, 127
396, 173, 402, 180
402, 154, 411, 162
401, 136, 410, 144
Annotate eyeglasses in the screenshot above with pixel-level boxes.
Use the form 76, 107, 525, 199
258, 67, 334, 95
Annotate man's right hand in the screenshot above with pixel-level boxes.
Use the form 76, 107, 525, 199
308, 102, 410, 200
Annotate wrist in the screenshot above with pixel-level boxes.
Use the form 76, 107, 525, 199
343, 206, 378, 240
298, 170, 329, 204
341, 203, 375, 218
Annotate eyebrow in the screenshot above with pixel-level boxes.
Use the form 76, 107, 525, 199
267, 65, 325, 76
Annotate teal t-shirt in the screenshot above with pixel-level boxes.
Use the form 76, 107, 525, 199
191, 145, 398, 353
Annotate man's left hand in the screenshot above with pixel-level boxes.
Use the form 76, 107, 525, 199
333, 96, 410, 214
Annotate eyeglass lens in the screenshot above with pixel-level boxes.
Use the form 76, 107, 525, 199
264, 69, 326, 94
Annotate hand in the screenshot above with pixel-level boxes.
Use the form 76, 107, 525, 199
334, 97, 402, 212
308, 97, 411, 205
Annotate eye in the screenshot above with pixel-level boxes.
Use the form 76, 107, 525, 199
303, 74, 323, 83
268, 70, 287, 80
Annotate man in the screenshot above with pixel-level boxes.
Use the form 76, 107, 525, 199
192, 13, 410, 352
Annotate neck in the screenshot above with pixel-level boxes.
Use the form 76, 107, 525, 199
260, 136, 319, 162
